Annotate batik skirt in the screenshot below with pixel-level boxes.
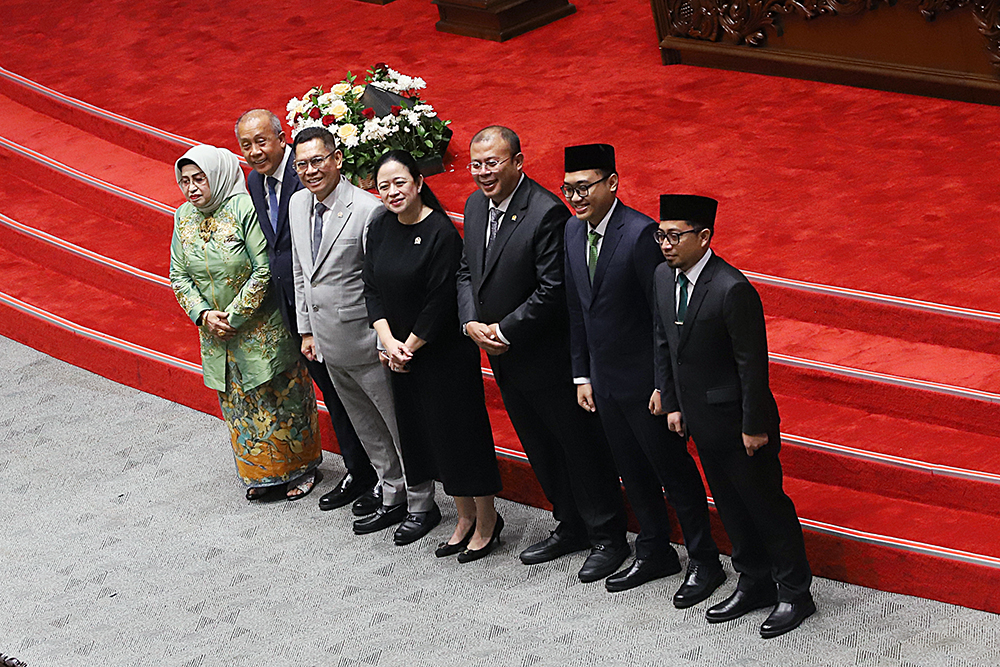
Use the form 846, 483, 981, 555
218, 357, 322, 488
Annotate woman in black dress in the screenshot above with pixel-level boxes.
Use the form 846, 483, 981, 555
363, 150, 503, 562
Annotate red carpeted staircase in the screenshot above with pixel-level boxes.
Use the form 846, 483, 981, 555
3, 17, 1000, 613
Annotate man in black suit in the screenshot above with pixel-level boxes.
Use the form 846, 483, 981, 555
235, 109, 379, 513
562, 145, 723, 604
651, 194, 814, 638
457, 126, 629, 582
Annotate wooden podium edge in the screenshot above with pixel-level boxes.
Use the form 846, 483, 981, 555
660, 36, 1000, 107
434, 1, 576, 42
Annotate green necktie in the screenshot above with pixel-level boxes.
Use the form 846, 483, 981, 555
677, 272, 689, 324
588, 230, 601, 284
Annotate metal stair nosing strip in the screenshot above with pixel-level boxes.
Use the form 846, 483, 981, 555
6, 288, 998, 571
3, 66, 1000, 326
0, 65, 199, 151
0, 136, 175, 216
771, 352, 1000, 404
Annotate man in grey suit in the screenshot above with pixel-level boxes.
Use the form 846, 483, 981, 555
289, 127, 438, 543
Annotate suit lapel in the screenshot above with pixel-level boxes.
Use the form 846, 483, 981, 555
678, 253, 718, 350
465, 193, 487, 288
277, 157, 300, 238
247, 171, 276, 247
591, 205, 624, 298
483, 179, 529, 281
311, 179, 352, 279
568, 218, 592, 306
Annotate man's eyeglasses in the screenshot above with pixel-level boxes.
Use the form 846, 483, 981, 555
653, 228, 699, 245
293, 151, 335, 173
467, 156, 510, 173
560, 173, 611, 200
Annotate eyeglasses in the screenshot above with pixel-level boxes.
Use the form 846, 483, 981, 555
293, 151, 335, 173
467, 156, 510, 173
560, 173, 611, 200
653, 228, 699, 245
179, 173, 208, 187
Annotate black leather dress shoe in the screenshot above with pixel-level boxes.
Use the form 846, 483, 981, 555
578, 542, 631, 583
519, 531, 590, 565
605, 555, 682, 592
318, 472, 375, 511
351, 484, 383, 517
352, 502, 407, 535
760, 595, 816, 638
436, 521, 476, 558
705, 584, 778, 623
393, 504, 442, 546
673, 562, 726, 609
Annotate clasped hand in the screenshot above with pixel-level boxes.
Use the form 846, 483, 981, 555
466, 321, 508, 355
382, 339, 413, 373
203, 310, 236, 340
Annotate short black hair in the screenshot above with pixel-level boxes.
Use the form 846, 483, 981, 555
292, 127, 338, 155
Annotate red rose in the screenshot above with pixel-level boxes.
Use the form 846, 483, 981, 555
308, 107, 321, 119
375, 62, 388, 73
362, 107, 376, 120
322, 115, 336, 127
294, 112, 302, 123
391, 105, 402, 116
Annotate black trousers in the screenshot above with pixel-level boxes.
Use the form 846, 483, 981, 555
303, 355, 375, 482
594, 392, 719, 564
498, 380, 627, 547
696, 434, 812, 601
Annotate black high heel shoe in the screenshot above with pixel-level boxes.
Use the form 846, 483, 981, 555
457, 514, 504, 563
435, 520, 477, 558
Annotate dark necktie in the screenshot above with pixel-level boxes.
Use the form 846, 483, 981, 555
487, 207, 502, 249
587, 230, 601, 284
312, 202, 326, 262
266, 176, 279, 233
676, 272, 690, 324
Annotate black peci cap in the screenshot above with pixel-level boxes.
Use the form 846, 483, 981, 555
659, 194, 718, 229
565, 144, 616, 173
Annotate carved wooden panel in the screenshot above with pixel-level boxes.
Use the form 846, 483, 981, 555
650, 0, 1000, 104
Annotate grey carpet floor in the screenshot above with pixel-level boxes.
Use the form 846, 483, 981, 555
0, 335, 997, 667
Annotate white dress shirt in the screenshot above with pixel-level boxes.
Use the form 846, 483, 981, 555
675, 248, 713, 320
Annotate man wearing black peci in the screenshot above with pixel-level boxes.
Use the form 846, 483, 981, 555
562, 144, 723, 604
651, 194, 814, 638
457, 126, 630, 582
235, 109, 379, 512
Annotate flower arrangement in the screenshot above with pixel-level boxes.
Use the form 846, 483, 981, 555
286, 63, 452, 186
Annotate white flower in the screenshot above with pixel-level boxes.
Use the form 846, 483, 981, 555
352, 85, 366, 98
329, 101, 350, 120
331, 82, 352, 96
318, 92, 338, 105
402, 109, 421, 126
343, 134, 360, 148
286, 97, 301, 113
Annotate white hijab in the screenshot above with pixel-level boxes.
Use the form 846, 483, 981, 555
174, 145, 249, 216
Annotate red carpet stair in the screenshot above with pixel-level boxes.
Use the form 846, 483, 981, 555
2, 68, 999, 613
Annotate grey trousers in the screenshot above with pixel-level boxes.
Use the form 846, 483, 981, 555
324, 359, 435, 512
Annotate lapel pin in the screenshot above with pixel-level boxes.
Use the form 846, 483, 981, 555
511, 215, 517, 221
414, 236, 422, 245
338, 212, 344, 218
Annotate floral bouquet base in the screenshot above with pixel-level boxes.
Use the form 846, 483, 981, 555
287, 64, 452, 188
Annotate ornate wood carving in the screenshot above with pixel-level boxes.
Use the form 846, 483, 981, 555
974, 0, 1000, 67
660, 0, 1000, 71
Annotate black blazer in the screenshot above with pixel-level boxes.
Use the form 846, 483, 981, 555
457, 176, 573, 388
653, 253, 780, 449
565, 201, 663, 401
247, 151, 303, 333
